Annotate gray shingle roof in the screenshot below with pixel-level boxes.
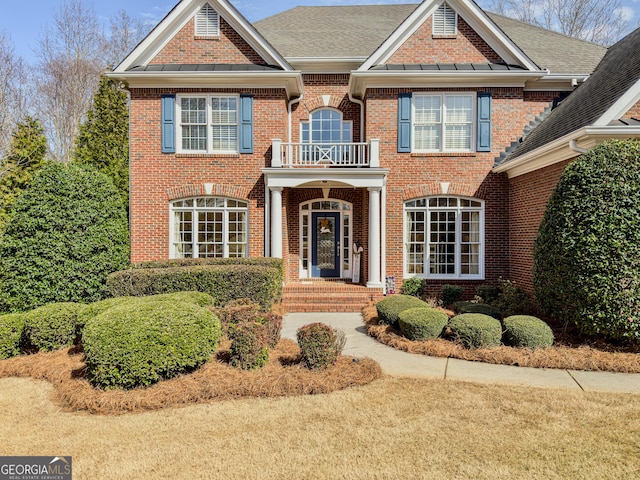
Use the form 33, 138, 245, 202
254, 4, 605, 74
499, 26, 640, 164
128, 64, 283, 72
371, 63, 527, 71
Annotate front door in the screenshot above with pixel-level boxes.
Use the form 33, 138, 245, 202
311, 212, 340, 277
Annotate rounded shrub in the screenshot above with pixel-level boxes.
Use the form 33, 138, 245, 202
398, 307, 449, 341
376, 295, 429, 326
399, 277, 425, 298
229, 322, 269, 370
296, 323, 346, 369
0, 313, 27, 359
257, 312, 283, 349
83, 300, 221, 390
534, 140, 640, 342
441, 285, 464, 306
22, 303, 84, 351
0, 163, 129, 312
449, 313, 502, 349
452, 301, 502, 320
503, 315, 554, 349
139, 291, 215, 307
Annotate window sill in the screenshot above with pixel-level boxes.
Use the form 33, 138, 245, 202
194, 36, 220, 41
410, 152, 477, 158
432, 34, 458, 39
175, 153, 241, 158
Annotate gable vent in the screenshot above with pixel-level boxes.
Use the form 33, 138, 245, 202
433, 2, 457, 36
195, 3, 220, 37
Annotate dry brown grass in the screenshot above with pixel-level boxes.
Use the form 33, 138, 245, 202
1, 375, 639, 479
363, 305, 640, 373
0, 339, 381, 415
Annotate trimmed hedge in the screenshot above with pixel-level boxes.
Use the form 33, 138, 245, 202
0, 313, 26, 359
398, 307, 449, 341
449, 313, 502, 349
83, 298, 221, 390
441, 285, 464, 305
229, 322, 269, 370
399, 277, 425, 298
503, 315, 554, 349
452, 301, 502, 320
22, 302, 84, 351
376, 295, 429, 326
107, 263, 282, 309
297, 323, 346, 369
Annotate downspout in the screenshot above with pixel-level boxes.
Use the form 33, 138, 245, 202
569, 139, 588, 155
348, 92, 365, 142
288, 94, 304, 143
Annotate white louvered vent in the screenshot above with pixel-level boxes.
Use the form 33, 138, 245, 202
433, 2, 457, 36
195, 3, 219, 37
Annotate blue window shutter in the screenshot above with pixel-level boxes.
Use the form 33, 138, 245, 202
239, 94, 254, 154
161, 95, 176, 154
398, 93, 412, 153
477, 92, 492, 152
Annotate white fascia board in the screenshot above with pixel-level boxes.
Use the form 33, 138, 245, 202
493, 126, 640, 178
262, 168, 389, 189
114, 0, 292, 73
524, 74, 590, 92
107, 71, 304, 98
359, 0, 540, 72
349, 70, 547, 97
593, 78, 640, 126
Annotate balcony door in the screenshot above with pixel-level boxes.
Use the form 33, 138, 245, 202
301, 109, 352, 164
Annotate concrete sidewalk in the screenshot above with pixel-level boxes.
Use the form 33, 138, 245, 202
282, 312, 640, 394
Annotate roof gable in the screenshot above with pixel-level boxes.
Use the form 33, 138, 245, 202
359, 0, 540, 71
114, 0, 293, 73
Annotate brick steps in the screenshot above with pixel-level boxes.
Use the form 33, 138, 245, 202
282, 282, 384, 313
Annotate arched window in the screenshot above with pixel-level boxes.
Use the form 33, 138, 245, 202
170, 197, 248, 258
300, 109, 353, 164
405, 196, 484, 279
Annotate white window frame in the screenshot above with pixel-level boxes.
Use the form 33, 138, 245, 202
195, 2, 220, 37
176, 94, 239, 154
433, 2, 458, 36
170, 197, 249, 259
300, 108, 353, 144
404, 196, 484, 280
412, 93, 476, 153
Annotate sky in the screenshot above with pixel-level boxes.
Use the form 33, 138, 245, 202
0, 0, 639, 63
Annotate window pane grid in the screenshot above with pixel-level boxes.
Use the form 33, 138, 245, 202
179, 95, 238, 153
413, 94, 473, 152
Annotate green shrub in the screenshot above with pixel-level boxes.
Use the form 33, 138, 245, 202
22, 303, 84, 351
398, 307, 449, 341
257, 312, 283, 349
296, 323, 346, 369
534, 140, 640, 342
493, 279, 537, 317
83, 299, 221, 390
476, 284, 500, 304
0, 163, 129, 312
441, 285, 464, 305
229, 322, 269, 370
0, 313, 27, 359
503, 315, 554, 349
107, 263, 282, 309
376, 295, 429, 326
452, 301, 502, 320
449, 313, 502, 349
400, 278, 425, 298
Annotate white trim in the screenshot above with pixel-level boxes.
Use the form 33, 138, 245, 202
262, 168, 388, 190
433, 2, 457, 36
594, 78, 640, 126
113, 0, 293, 74
195, 2, 220, 37
359, 0, 540, 72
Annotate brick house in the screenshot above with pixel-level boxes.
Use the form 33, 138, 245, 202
109, 0, 640, 310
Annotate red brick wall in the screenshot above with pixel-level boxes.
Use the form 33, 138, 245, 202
624, 99, 640, 119
508, 158, 574, 292
128, 87, 288, 263
150, 17, 265, 65
387, 16, 504, 64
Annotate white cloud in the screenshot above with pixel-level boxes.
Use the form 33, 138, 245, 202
617, 5, 636, 21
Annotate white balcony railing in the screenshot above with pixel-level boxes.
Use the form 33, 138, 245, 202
271, 139, 380, 168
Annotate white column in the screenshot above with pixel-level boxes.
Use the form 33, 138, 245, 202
270, 187, 283, 259
367, 187, 382, 288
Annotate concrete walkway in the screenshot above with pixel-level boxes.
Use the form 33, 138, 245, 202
282, 312, 640, 394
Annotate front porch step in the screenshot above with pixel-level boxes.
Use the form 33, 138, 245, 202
282, 282, 384, 313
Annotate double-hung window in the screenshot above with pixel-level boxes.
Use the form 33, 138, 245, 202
405, 196, 483, 279
413, 93, 474, 152
171, 197, 248, 258
177, 95, 238, 153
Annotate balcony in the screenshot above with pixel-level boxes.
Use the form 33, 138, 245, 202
271, 139, 380, 168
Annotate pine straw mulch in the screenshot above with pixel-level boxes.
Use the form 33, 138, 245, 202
0, 339, 382, 415
362, 305, 640, 373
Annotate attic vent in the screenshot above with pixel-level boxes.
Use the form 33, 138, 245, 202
195, 3, 219, 37
433, 2, 457, 36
